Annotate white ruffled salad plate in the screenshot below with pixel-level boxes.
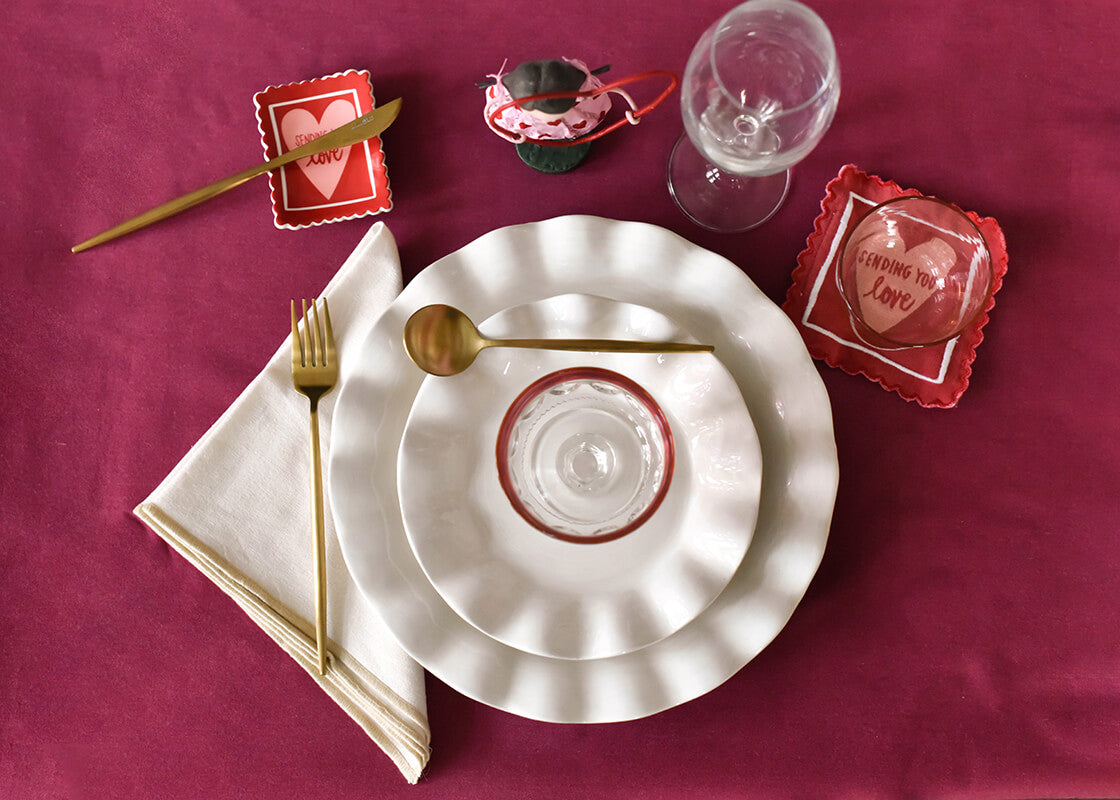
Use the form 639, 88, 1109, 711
397, 294, 762, 661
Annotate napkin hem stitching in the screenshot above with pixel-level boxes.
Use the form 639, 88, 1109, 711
133, 501, 430, 783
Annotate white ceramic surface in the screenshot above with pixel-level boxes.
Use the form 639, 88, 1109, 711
329, 216, 838, 723
397, 295, 762, 661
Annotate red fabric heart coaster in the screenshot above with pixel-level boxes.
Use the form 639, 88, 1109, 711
782, 165, 1009, 408
254, 70, 392, 230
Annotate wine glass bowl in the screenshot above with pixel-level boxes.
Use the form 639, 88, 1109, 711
836, 196, 995, 348
668, 0, 839, 231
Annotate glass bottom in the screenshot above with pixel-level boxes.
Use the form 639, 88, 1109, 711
667, 134, 791, 233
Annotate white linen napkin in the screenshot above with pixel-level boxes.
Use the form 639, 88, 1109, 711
133, 222, 429, 783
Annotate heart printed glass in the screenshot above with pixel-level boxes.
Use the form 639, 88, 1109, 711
836, 196, 994, 349
668, 0, 839, 232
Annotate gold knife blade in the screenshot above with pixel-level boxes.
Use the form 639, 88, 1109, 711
72, 97, 403, 253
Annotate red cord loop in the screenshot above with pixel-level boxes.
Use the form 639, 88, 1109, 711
488, 69, 679, 147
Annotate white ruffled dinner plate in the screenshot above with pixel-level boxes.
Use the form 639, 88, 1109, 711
397, 294, 762, 661
329, 216, 838, 723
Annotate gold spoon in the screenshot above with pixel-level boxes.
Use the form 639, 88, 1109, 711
403, 303, 715, 376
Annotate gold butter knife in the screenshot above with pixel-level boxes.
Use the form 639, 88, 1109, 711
72, 97, 403, 253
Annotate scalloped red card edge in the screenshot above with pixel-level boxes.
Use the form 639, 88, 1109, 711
253, 70, 392, 230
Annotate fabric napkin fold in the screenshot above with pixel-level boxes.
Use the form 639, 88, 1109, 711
133, 222, 429, 783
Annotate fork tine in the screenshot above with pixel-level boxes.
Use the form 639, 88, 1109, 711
321, 298, 335, 365
311, 299, 325, 367
290, 300, 304, 367
302, 299, 315, 366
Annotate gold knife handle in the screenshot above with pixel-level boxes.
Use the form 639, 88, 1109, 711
71, 164, 269, 253
72, 98, 402, 253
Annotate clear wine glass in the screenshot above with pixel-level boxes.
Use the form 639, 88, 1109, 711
667, 0, 840, 232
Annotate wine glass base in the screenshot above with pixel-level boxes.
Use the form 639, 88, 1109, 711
667, 134, 791, 233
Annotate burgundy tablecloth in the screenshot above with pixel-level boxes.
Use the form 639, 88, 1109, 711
5, 0, 1120, 797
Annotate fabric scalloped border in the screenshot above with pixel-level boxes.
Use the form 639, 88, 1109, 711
782, 164, 1009, 408
253, 69, 392, 230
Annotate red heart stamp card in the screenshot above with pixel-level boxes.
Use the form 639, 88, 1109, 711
254, 70, 392, 229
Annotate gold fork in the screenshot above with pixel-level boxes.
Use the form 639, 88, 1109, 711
290, 298, 338, 675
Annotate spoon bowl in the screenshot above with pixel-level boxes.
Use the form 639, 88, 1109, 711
403, 304, 481, 376
403, 304, 714, 376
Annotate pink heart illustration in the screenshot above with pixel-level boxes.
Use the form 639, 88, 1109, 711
280, 99, 357, 200
853, 235, 958, 335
